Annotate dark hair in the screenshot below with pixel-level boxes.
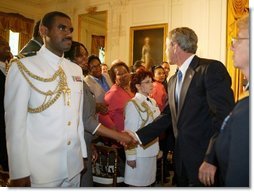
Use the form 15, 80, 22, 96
41, 11, 71, 29
109, 61, 129, 83
130, 69, 153, 93
87, 54, 101, 66
0, 36, 12, 62
151, 65, 164, 76
33, 20, 41, 38
161, 61, 169, 65
64, 41, 88, 62
132, 60, 145, 72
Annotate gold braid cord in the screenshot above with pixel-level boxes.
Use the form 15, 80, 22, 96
13, 58, 71, 113
129, 99, 154, 128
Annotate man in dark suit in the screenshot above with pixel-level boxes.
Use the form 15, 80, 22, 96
199, 14, 249, 187
0, 36, 13, 171
133, 27, 235, 187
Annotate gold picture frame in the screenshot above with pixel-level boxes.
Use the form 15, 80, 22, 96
129, 23, 168, 70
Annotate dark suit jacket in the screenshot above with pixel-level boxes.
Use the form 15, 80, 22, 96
215, 96, 249, 187
0, 70, 8, 171
136, 56, 234, 184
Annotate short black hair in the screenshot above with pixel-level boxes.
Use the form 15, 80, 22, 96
41, 11, 71, 29
87, 54, 101, 66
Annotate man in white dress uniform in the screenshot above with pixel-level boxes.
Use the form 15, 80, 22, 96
4, 11, 87, 187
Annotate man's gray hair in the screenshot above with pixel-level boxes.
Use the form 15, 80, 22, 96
169, 27, 198, 54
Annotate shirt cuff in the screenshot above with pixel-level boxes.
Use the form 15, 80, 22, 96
134, 132, 142, 145
92, 123, 101, 135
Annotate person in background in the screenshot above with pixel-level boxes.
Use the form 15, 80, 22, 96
65, 41, 136, 187
124, 70, 160, 186
131, 27, 235, 187
64, 41, 89, 76
101, 63, 109, 74
0, 36, 13, 172
132, 60, 146, 74
150, 65, 167, 112
19, 20, 43, 58
199, 13, 249, 187
160, 61, 170, 81
99, 60, 135, 177
99, 61, 134, 132
84, 55, 112, 106
5, 11, 87, 187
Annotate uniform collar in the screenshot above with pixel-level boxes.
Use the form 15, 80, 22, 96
135, 92, 150, 102
38, 45, 65, 70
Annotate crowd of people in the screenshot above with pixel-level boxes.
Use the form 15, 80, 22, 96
0, 10, 249, 188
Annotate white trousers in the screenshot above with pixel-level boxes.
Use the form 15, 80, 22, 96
31, 173, 80, 187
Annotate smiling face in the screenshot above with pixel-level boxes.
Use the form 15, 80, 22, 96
41, 16, 73, 56
89, 58, 102, 78
114, 65, 131, 87
74, 45, 89, 71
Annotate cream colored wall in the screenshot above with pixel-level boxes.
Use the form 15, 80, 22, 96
0, 0, 227, 78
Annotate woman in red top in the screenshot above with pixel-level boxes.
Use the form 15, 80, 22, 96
150, 65, 168, 112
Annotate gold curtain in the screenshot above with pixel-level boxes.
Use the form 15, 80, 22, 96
91, 35, 105, 56
226, 0, 249, 101
0, 12, 34, 50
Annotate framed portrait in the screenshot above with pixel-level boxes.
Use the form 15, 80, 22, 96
129, 23, 168, 70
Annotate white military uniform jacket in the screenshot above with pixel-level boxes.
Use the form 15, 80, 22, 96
4, 46, 87, 184
84, 73, 113, 103
124, 93, 160, 160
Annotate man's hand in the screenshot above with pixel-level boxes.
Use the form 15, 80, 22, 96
127, 160, 136, 169
118, 131, 138, 148
198, 161, 217, 186
9, 176, 31, 187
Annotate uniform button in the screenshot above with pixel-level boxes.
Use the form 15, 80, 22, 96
67, 141, 71, 145
68, 121, 71, 126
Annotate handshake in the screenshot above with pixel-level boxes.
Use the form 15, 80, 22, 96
118, 130, 139, 149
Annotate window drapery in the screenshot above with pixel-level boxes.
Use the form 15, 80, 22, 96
0, 12, 34, 50
91, 35, 105, 56
226, 0, 249, 101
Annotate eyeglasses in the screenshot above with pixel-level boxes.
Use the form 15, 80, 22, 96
231, 37, 249, 47
141, 80, 153, 84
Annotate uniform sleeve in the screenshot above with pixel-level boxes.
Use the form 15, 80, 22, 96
124, 101, 140, 161
4, 62, 30, 179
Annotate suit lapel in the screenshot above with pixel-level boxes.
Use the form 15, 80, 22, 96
168, 73, 178, 132
177, 56, 199, 120
177, 68, 195, 117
